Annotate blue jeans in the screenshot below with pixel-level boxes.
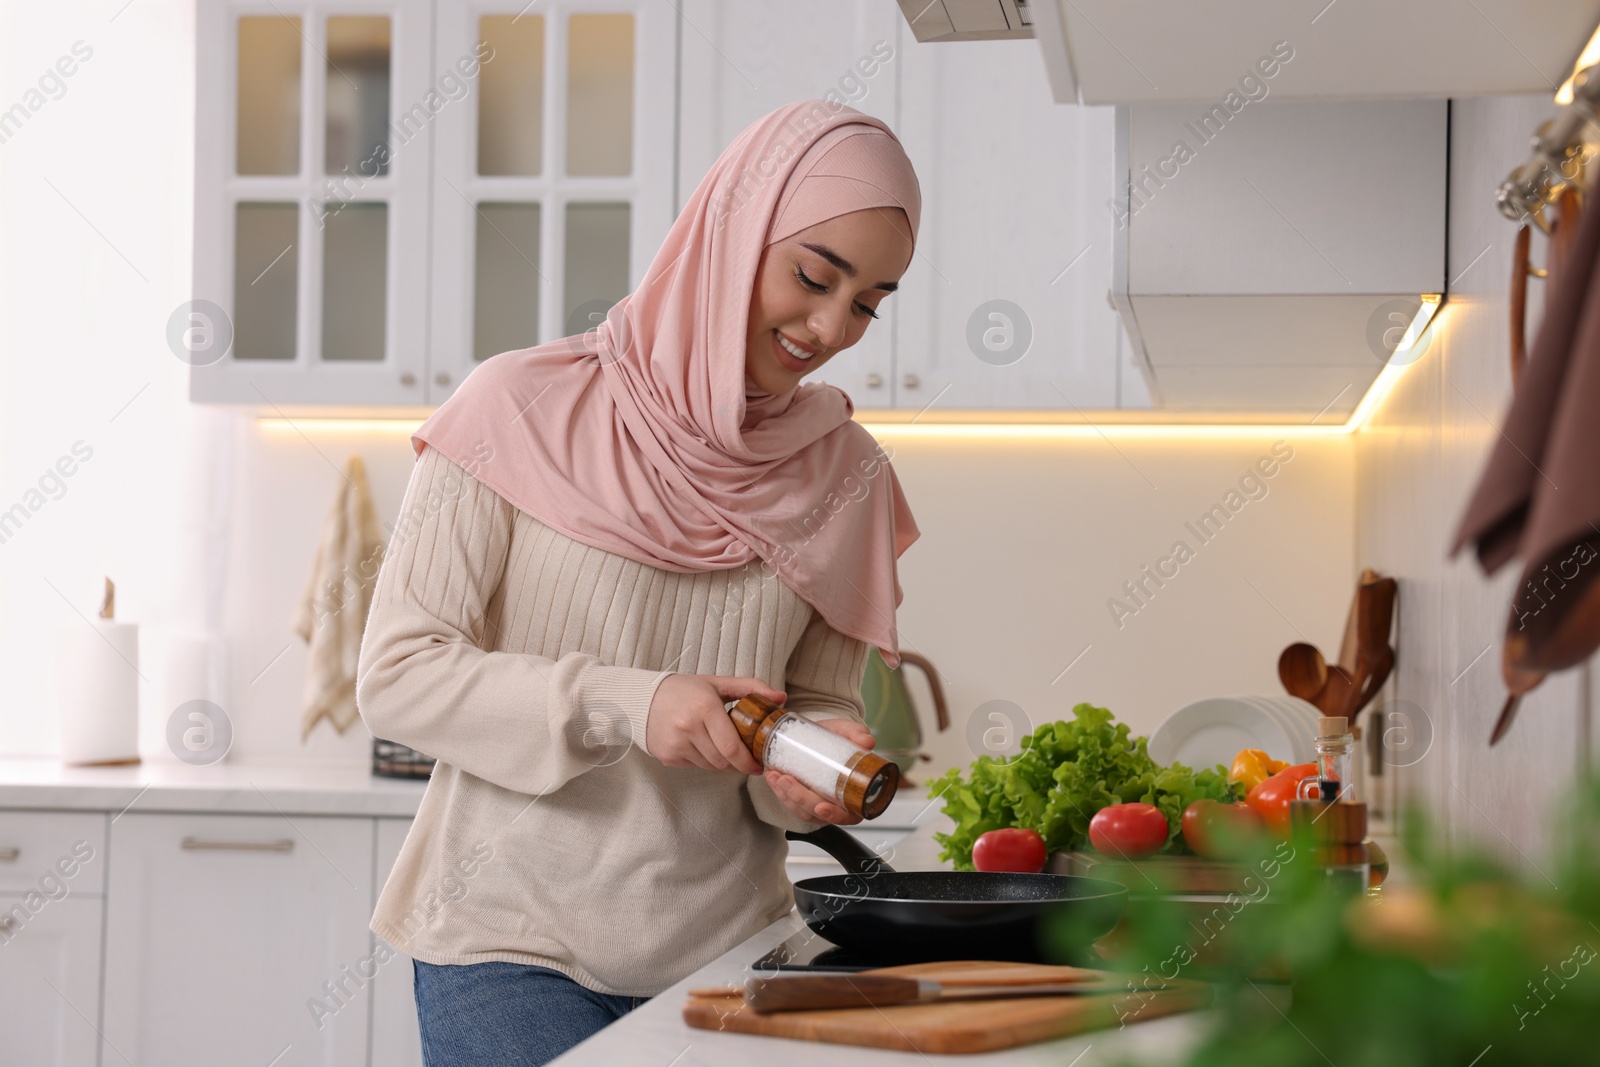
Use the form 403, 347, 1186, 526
413, 959, 649, 1066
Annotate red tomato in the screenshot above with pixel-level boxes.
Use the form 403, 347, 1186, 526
972, 828, 1048, 873
1245, 762, 1318, 837
1088, 802, 1169, 858
1181, 799, 1265, 859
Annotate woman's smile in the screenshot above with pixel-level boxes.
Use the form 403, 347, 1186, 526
771, 329, 821, 373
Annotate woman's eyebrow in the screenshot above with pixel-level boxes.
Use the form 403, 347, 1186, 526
799, 241, 899, 293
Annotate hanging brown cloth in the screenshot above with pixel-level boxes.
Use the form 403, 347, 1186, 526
1452, 188, 1600, 742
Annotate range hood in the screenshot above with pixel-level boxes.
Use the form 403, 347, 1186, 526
1111, 98, 1447, 417
898, 0, 1600, 104
896, 0, 1033, 42
1029, 0, 1598, 104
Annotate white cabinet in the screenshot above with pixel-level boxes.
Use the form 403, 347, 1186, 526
895, 36, 1129, 411
0, 899, 105, 1067
678, 12, 1132, 412
676, 0, 904, 406
192, 0, 434, 406
427, 0, 676, 406
101, 812, 375, 1067
369, 818, 422, 1067
192, 0, 674, 409
0, 811, 106, 1067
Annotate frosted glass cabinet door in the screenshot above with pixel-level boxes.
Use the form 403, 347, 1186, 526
236, 15, 301, 175
473, 202, 542, 361
429, 0, 677, 404
191, 0, 433, 405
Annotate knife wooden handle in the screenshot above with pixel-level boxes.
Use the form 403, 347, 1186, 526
746, 974, 924, 1013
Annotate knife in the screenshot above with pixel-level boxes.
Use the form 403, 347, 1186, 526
736, 973, 1167, 1014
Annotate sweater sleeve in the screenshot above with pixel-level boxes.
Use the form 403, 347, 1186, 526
355, 443, 671, 796
745, 607, 873, 833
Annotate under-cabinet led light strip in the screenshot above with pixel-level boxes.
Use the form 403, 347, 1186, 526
259, 297, 1444, 440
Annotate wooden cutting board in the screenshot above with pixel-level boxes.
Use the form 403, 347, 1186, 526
682, 960, 1211, 1054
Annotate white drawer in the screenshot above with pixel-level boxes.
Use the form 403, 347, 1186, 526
0, 811, 106, 897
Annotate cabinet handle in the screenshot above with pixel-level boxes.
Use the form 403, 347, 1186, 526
865, 373, 884, 388
399, 372, 416, 386
434, 372, 450, 386
0, 847, 17, 862
0, 917, 13, 932
180, 837, 293, 853
902, 374, 920, 389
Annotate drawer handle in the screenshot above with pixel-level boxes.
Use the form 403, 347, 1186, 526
181, 837, 294, 853
0, 916, 13, 932
0, 847, 18, 862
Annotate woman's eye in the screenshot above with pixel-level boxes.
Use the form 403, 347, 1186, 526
795, 267, 827, 293
797, 265, 880, 319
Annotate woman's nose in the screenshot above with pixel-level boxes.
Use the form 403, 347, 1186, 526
808, 306, 847, 350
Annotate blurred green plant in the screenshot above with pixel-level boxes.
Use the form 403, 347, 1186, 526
1049, 774, 1600, 1066
930, 703, 1240, 869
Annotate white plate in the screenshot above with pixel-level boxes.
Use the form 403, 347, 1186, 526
1147, 698, 1297, 772
1240, 697, 1319, 763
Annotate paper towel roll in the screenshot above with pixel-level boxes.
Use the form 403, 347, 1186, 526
161, 631, 215, 712
58, 620, 141, 765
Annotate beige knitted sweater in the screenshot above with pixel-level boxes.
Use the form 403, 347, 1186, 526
356, 443, 872, 996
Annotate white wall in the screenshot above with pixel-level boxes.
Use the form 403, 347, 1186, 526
0, 0, 214, 757
168, 424, 1354, 769
1356, 94, 1599, 870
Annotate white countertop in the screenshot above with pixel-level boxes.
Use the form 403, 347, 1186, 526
0, 758, 943, 824
0, 756, 428, 817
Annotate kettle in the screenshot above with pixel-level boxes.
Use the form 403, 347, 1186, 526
860, 647, 950, 777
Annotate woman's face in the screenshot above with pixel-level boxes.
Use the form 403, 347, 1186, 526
745, 207, 914, 394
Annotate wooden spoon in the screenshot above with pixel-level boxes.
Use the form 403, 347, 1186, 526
1317, 663, 1357, 719
1278, 643, 1329, 704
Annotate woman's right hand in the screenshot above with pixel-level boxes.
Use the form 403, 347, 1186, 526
645, 674, 785, 773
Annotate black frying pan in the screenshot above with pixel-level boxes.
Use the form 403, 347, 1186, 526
786, 826, 1128, 958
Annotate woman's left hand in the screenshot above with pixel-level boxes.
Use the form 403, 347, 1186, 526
762, 718, 877, 826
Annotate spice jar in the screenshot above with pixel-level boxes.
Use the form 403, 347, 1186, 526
727, 693, 900, 820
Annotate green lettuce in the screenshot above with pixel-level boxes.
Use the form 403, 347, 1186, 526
930, 702, 1240, 870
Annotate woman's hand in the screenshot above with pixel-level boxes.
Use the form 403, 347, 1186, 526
764, 718, 877, 826
644, 674, 785, 773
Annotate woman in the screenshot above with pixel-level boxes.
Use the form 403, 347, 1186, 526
356, 100, 921, 1066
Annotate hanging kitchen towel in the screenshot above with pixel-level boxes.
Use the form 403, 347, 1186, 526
1452, 188, 1600, 674
292, 453, 386, 740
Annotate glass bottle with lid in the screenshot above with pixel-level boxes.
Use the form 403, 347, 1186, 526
1297, 715, 1357, 803
727, 693, 900, 820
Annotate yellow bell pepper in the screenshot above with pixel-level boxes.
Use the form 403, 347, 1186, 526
1228, 748, 1290, 792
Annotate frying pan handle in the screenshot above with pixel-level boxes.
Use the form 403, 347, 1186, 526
785, 825, 896, 877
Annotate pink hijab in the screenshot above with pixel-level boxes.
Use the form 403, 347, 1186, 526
410, 101, 922, 668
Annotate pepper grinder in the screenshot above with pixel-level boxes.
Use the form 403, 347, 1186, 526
727, 693, 900, 820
